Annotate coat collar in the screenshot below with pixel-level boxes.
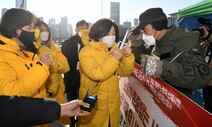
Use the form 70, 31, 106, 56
0, 35, 21, 52
89, 41, 118, 53
80, 30, 118, 53
0, 34, 33, 57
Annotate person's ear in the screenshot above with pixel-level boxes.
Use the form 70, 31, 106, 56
75, 28, 79, 33
16, 29, 22, 37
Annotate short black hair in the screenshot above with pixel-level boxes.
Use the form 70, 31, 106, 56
34, 18, 41, 27
89, 18, 119, 42
85, 22, 89, 28
0, 8, 34, 38
76, 20, 87, 28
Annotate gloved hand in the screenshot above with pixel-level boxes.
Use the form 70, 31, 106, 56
127, 29, 143, 47
140, 54, 163, 77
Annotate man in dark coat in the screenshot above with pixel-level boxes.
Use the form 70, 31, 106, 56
130, 8, 212, 98
0, 95, 89, 127
61, 20, 89, 127
200, 26, 212, 113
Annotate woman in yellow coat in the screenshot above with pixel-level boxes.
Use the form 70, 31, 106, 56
78, 19, 135, 127
40, 21, 70, 103
0, 8, 51, 98
38, 21, 70, 125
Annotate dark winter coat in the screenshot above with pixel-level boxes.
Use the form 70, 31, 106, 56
132, 26, 212, 97
0, 95, 60, 127
61, 34, 83, 96
155, 26, 211, 97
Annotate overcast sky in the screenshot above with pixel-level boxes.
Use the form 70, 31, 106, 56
1, 0, 203, 28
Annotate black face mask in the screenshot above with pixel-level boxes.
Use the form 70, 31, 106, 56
18, 29, 37, 54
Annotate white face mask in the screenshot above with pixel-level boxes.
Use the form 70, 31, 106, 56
102, 35, 116, 48
40, 31, 49, 41
142, 33, 156, 47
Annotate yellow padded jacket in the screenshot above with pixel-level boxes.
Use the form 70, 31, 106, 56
0, 35, 49, 98
78, 30, 135, 127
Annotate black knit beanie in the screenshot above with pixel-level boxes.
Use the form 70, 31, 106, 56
139, 8, 168, 31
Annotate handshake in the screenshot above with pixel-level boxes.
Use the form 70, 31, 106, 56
112, 47, 133, 61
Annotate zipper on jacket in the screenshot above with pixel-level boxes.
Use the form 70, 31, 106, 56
20, 49, 28, 57
32, 53, 35, 60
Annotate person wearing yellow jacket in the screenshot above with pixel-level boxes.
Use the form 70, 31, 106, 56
78, 19, 135, 127
35, 21, 70, 125
0, 8, 51, 98
39, 21, 70, 103
34, 22, 60, 98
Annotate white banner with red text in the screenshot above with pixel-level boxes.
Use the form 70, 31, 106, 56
119, 63, 212, 127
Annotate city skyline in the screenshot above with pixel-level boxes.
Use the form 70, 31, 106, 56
1, 0, 203, 28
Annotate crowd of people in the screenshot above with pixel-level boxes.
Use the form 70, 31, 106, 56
0, 6, 211, 127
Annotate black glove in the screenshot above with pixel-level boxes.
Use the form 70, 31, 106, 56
140, 54, 163, 77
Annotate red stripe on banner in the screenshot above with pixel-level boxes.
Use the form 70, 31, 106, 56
120, 63, 212, 127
